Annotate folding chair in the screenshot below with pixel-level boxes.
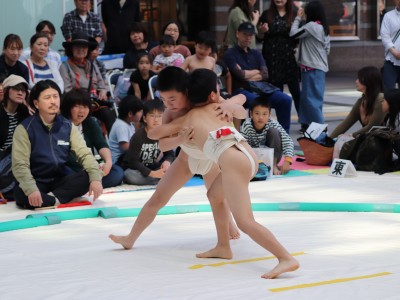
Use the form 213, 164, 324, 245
148, 75, 158, 100
106, 69, 123, 116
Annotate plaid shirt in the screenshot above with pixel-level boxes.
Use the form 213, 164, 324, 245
61, 10, 103, 40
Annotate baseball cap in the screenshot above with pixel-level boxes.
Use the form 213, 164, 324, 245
2, 74, 29, 90
237, 22, 256, 35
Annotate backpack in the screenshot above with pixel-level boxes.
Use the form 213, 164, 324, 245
339, 128, 400, 174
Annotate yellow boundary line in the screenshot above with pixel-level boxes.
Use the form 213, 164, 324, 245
269, 272, 392, 292
189, 251, 306, 270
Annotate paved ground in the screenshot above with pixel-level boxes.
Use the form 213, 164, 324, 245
286, 71, 361, 150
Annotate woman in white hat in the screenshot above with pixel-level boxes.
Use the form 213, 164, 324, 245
0, 75, 30, 201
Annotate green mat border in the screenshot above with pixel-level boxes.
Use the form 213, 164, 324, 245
1, 202, 400, 233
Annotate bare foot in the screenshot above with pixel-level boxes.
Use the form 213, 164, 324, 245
229, 219, 240, 240
109, 234, 134, 250
196, 246, 233, 259
261, 258, 300, 279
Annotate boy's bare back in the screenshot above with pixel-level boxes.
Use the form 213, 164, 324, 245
182, 55, 215, 72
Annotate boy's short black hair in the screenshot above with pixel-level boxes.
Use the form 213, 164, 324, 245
118, 95, 144, 120
187, 69, 217, 105
141, 99, 165, 124
250, 96, 271, 112
159, 34, 175, 46
195, 31, 216, 49
157, 66, 188, 93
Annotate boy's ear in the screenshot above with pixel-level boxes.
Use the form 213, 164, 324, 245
208, 91, 218, 103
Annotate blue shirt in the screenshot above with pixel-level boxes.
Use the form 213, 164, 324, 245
223, 45, 268, 90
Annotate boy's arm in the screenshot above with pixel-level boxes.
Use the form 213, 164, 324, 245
180, 56, 190, 72
148, 116, 185, 140
217, 94, 247, 120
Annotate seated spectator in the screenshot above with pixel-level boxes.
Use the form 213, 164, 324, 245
108, 95, 143, 165
149, 21, 191, 61
60, 32, 116, 134
180, 31, 216, 72
20, 20, 62, 68
382, 89, 400, 130
240, 96, 294, 175
0, 34, 29, 82
0, 75, 30, 200
12, 80, 103, 209
224, 22, 292, 133
23, 33, 64, 92
61, 0, 102, 44
61, 88, 124, 188
127, 52, 156, 100
89, 44, 107, 82
0, 74, 6, 103
329, 66, 386, 139
123, 22, 158, 69
122, 99, 175, 185
152, 35, 184, 73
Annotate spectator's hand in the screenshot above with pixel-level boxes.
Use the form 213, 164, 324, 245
89, 181, 103, 201
178, 126, 194, 143
149, 169, 165, 179
98, 90, 108, 101
280, 161, 291, 175
390, 48, 400, 60
252, 10, 260, 25
28, 191, 43, 207
259, 22, 269, 33
297, 8, 304, 18
161, 161, 171, 171
100, 161, 112, 176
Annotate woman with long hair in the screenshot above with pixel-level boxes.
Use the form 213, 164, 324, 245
227, 0, 260, 48
382, 89, 400, 130
259, 0, 300, 116
329, 66, 386, 138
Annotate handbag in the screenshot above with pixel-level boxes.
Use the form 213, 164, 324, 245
248, 81, 280, 96
297, 137, 334, 166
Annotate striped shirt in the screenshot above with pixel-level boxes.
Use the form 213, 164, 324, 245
32, 63, 54, 81
240, 118, 294, 158
0, 111, 18, 153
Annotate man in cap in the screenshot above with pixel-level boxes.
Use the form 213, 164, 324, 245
224, 22, 292, 133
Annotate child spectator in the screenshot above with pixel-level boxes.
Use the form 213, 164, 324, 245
152, 35, 184, 73
180, 31, 216, 72
127, 52, 156, 100
290, 1, 330, 133
61, 88, 124, 188
122, 99, 175, 185
108, 95, 143, 165
240, 96, 294, 175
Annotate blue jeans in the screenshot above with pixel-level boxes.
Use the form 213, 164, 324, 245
299, 69, 325, 126
382, 60, 400, 91
233, 88, 292, 133
102, 164, 124, 188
